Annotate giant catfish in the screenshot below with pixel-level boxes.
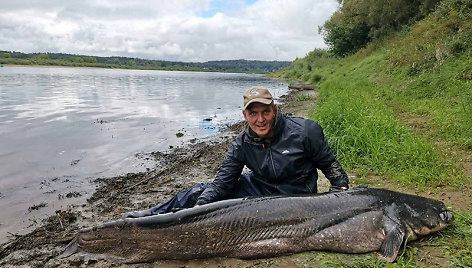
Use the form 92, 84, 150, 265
62, 187, 453, 263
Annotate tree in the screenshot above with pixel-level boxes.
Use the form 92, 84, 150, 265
83, 57, 97, 63
320, 0, 442, 56
37, 53, 50, 60
71, 57, 84, 63
126, 60, 136, 66
320, 21, 371, 57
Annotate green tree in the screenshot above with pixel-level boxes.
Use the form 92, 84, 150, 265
2, 52, 11, 58
321, 0, 442, 56
71, 57, 84, 63
127, 60, 136, 66
320, 21, 371, 57
37, 53, 50, 60
83, 56, 97, 63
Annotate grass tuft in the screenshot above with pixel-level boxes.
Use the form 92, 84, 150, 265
310, 86, 449, 186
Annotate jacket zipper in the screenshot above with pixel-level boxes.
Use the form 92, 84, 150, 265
267, 144, 278, 180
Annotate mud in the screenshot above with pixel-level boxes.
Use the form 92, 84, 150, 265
0, 83, 470, 268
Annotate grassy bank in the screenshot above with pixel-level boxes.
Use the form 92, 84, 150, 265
280, 0, 471, 188
278, 1, 472, 266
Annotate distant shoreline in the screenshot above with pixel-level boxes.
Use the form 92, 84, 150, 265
0, 63, 238, 73
0, 51, 291, 74
0, 64, 271, 75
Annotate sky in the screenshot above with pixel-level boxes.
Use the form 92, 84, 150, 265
0, 0, 339, 62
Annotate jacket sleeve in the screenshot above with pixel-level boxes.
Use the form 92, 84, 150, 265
196, 139, 244, 205
307, 120, 349, 188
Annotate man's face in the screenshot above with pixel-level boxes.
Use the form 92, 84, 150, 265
243, 102, 276, 139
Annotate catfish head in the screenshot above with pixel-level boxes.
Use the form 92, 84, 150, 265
396, 194, 453, 240
379, 192, 453, 262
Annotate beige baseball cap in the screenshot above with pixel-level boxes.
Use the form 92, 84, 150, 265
243, 86, 273, 110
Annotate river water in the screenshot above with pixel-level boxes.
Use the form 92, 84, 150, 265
0, 66, 288, 242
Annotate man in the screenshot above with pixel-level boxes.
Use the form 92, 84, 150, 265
126, 86, 348, 218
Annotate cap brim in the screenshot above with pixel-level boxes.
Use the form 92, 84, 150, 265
244, 98, 273, 109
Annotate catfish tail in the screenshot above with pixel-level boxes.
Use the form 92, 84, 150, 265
58, 237, 78, 259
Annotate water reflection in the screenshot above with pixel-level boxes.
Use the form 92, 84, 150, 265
0, 67, 288, 241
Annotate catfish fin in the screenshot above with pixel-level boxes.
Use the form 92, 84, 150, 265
58, 237, 79, 259
379, 216, 405, 262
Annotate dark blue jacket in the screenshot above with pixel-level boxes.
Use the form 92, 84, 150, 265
196, 112, 348, 205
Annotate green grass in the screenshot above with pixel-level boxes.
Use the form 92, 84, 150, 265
280, 0, 471, 187
304, 52, 455, 186
310, 85, 449, 185
448, 210, 472, 267
420, 209, 472, 267
294, 245, 434, 267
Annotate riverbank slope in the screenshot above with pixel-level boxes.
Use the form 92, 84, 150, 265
276, 0, 472, 266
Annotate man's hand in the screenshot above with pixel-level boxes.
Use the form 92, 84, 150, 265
329, 186, 349, 192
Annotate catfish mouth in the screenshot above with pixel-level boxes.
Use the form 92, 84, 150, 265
439, 210, 454, 224
429, 210, 454, 233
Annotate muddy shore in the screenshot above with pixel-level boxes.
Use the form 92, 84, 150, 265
0, 85, 470, 268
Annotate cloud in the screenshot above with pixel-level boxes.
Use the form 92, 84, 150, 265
0, 0, 338, 62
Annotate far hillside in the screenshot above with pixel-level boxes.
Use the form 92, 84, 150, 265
0, 51, 290, 74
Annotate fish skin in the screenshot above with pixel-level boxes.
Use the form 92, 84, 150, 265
61, 187, 453, 263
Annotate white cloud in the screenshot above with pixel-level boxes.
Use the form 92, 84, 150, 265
0, 0, 338, 61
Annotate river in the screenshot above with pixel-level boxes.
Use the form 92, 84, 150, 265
0, 66, 288, 242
